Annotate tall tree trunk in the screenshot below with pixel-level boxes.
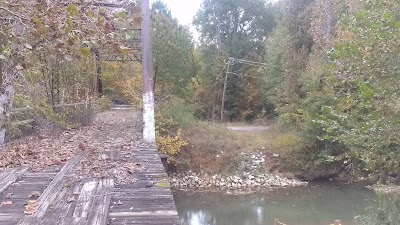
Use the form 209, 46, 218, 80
141, 0, 156, 144
94, 50, 103, 97
153, 65, 158, 91
214, 1, 222, 50
0, 62, 19, 145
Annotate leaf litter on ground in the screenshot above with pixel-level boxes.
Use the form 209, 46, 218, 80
1, 108, 147, 185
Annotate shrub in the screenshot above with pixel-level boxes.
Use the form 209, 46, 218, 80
156, 129, 188, 157
155, 106, 189, 160
95, 96, 113, 111
158, 97, 196, 128
117, 75, 143, 108
358, 196, 400, 225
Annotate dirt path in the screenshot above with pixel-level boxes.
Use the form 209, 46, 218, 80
226, 126, 270, 132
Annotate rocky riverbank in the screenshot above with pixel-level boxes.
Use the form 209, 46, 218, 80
368, 184, 400, 195
170, 172, 307, 189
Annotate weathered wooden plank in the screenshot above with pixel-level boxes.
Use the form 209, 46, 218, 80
51, 183, 83, 220
42, 184, 71, 220
110, 198, 175, 206
18, 154, 82, 224
73, 181, 98, 218
15, 217, 36, 225
36, 155, 82, 218
0, 189, 46, 199
87, 179, 114, 225
24, 172, 57, 178
109, 220, 181, 225
113, 187, 172, 194
0, 167, 29, 194
111, 194, 174, 200
0, 171, 9, 181
111, 206, 177, 214
0, 213, 22, 220
11, 119, 35, 127
109, 210, 178, 218
16, 175, 55, 184
0, 220, 21, 225
61, 218, 82, 225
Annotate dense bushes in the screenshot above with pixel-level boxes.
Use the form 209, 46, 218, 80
155, 98, 194, 160
263, 0, 400, 180
359, 196, 400, 225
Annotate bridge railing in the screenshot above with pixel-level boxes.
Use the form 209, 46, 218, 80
7, 101, 95, 141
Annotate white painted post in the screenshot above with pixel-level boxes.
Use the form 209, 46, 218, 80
141, 0, 156, 144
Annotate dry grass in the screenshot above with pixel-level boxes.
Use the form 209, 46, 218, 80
176, 121, 307, 174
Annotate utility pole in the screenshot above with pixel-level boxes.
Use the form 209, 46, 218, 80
220, 57, 267, 122
93, 49, 103, 97
141, 0, 156, 144
220, 58, 232, 122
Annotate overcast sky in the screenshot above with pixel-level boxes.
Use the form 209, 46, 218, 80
149, 0, 279, 41
151, 0, 203, 26
150, 0, 202, 40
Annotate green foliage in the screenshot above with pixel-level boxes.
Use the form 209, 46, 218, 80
159, 97, 196, 128
155, 98, 195, 158
359, 196, 400, 225
155, 180, 171, 188
193, 0, 277, 120
152, 1, 195, 98
264, 0, 400, 179
191, 46, 227, 119
102, 62, 142, 106
194, 0, 276, 55
155, 111, 188, 158
314, 0, 400, 177
263, 22, 285, 116
155, 98, 194, 159
95, 96, 113, 111
156, 129, 188, 157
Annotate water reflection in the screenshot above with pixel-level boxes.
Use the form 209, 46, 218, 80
174, 184, 376, 225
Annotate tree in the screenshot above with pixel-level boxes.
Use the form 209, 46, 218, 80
0, 0, 140, 144
152, 1, 195, 98
315, 0, 400, 178
194, 0, 276, 57
193, 0, 276, 120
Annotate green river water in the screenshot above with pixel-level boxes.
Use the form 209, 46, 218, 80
173, 183, 376, 225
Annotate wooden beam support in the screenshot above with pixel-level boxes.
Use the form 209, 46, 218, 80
0, 167, 29, 194
140, 0, 156, 144
18, 154, 83, 225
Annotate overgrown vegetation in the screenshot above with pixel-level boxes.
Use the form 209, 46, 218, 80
261, 0, 400, 181
150, 0, 400, 182
359, 196, 400, 225
0, 0, 142, 143
1, 0, 398, 185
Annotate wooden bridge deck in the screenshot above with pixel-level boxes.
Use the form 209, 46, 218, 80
0, 147, 180, 225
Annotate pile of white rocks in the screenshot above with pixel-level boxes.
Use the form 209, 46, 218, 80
368, 184, 400, 195
237, 151, 267, 173
170, 172, 307, 189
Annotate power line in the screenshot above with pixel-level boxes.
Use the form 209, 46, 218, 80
220, 57, 267, 121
